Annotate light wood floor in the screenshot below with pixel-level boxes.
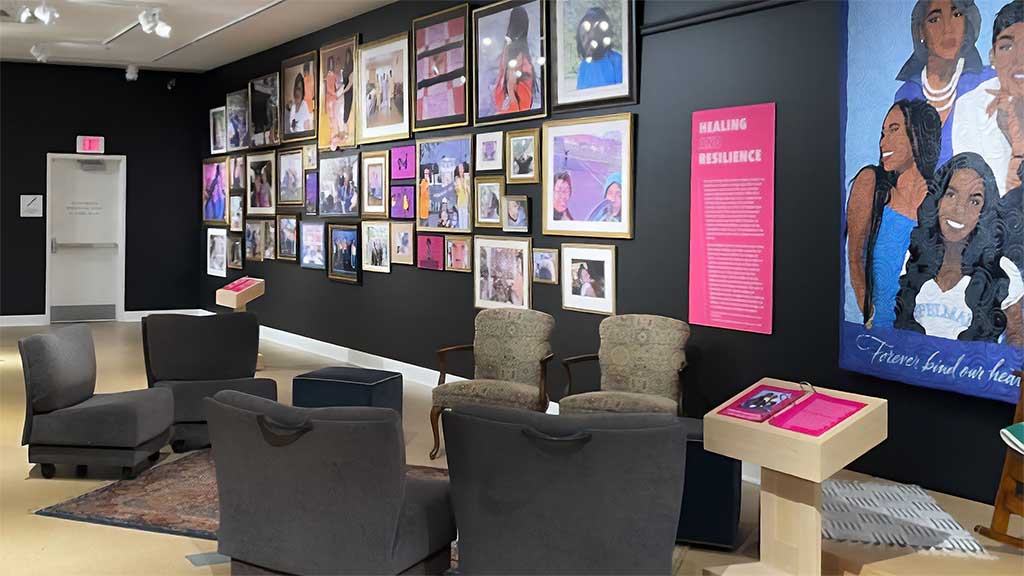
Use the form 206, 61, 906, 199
0, 322, 1020, 575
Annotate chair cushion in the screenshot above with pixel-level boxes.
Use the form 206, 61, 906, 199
19, 324, 97, 413
391, 475, 457, 573
433, 379, 543, 410
142, 313, 260, 383
474, 309, 554, 386
599, 314, 688, 401
559, 390, 678, 414
156, 378, 277, 422
30, 388, 173, 448
294, 366, 401, 386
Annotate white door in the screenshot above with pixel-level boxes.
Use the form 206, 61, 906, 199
47, 154, 126, 322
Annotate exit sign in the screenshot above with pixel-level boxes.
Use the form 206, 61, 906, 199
76, 136, 105, 154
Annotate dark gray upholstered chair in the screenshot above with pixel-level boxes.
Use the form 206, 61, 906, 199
442, 405, 687, 575
206, 391, 456, 575
142, 312, 277, 452
19, 324, 174, 479
429, 308, 555, 459
561, 314, 689, 415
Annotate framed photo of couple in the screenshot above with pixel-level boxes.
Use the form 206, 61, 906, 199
328, 224, 360, 283
246, 151, 276, 216
319, 35, 359, 151
412, 4, 470, 131
474, 235, 531, 310
550, 0, 637, 111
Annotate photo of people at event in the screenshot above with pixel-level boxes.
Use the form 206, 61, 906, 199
319, 152, 359, 216
417, 136, 472, 232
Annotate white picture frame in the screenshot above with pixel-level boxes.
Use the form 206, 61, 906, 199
475, 131, 504, 172
474, 235, 531, 310
206, 227, 227, 277
561, 243, 616, 315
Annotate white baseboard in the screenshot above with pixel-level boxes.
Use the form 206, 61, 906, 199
121, 309, 214, 322
742, 462, 761, 486
0, 314, 49, 327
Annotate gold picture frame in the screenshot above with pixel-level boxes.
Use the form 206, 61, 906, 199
532, 247, 558, 284
318, 35, 359, 151
412, 4, 471, 132
276, 215, 298, 261
505, 127, 539, 184
445, 234, 473, 272
280, 50, 318, 143
202, 156, 230, 226
360, 150, 390, 218
560, 243, 616, 315
357, 33, 411, 145
474, 175, 505, 228
416, 133, 474, 233
276, 147, 305, 206
473, 234, 532, 310
391, 221, 415, 265
327, 223, 360, 283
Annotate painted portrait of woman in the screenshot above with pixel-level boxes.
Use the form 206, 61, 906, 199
998, 169, 1024, 345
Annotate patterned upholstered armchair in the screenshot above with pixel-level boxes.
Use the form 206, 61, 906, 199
429, 308, 555, 459
560, 314, 689, 416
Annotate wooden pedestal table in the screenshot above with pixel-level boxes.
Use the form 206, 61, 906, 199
216, 277, 266, 370
703, 378, 888, 576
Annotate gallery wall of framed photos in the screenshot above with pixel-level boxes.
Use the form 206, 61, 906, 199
195, 0, 1016, 505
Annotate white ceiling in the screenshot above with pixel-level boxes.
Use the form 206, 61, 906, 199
0, 0, 394, 72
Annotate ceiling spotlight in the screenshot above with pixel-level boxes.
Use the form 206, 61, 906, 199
154, 20, 171, 38
18, 6, 32, 23
33, 2, 58, 25
138, 9, 158, 34
126, 64, 139, 82
30, 44, 48, 63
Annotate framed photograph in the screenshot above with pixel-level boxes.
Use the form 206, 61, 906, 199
416, 134, 473, 233
413, 3, 470, 131
561, 243, 616, 315
319, 35, 359, 151
543, 113, 633, 238
245, 220, 265, 261
390, 185, 415, 219
506, 128, 539, 183
474, 176, 504, 228
532, 247, 558, 284
501, 194, 529, 233
361, 220, 391, 273
358, 33, 410, 144
203, 157, 229, 226
249, 72, 280, 147
229, 156, 246, 194
551, 0, 636, 111
318, 150, 359, 217
282, 51, 318, 143
304, 171, 318, 215
474, 235, 531, 309
277, 148, 305, 206
210, 106, 227, 154
227, 234, 244, 269
445, 235, 472, 272
226, 89, 251, 152
473, 0, 547, 126
302, 144, 318, 169
391, 144, 416, 179
207, 228, 227, 277
476, 131, 504, 171
229, 195, 244, 232
361, 150, 389, 218
392, 221, 415, 265
299, 221, 326, 269
328, 224, 360, 283
417, 233, 445, 270
246, 151, 276, 216
277, 215, 298, 261
262, 219, 276, 261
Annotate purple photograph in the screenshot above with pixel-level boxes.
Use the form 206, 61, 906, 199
390, 185, 415, 219
553, 133, 622, 222
391, 144, 415, 179
305, 171, 318, 215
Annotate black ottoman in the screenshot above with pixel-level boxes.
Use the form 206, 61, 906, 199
292, 367, 403, 414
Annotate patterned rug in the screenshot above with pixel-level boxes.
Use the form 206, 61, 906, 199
36, 450, 449, 541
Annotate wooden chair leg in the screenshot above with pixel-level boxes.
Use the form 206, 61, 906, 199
429, 406, 443, 460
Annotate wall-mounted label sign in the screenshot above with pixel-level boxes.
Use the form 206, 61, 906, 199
20, 195, 43, 218
76, 135, 105, 154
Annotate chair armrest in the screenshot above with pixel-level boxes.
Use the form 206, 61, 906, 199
538, 353, 554, 409
436, 344, 474, 386
561, 353, 599, 397
678, 361, 688, 417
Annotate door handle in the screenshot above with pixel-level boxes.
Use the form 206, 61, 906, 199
51, 241, 118, 253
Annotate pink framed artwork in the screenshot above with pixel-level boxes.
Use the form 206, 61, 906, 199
417, 233, 444, 270
391, 144, 415, 180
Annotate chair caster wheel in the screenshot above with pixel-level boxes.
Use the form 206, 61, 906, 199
75, 465, 88, 477
171, 440, 187, 454
148, 452, 161, 462
40, 463, 56, 479
121, 466, 137, 480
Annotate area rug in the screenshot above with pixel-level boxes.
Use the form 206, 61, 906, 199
821, 479, 986, 554
36, 450, 449, 541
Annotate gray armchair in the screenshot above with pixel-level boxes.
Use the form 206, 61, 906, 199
142, 312, 277, 451
206, 391, 456, 575
442, 405, 687, 574
19, 324, 174, 479
561, 314, 689, 415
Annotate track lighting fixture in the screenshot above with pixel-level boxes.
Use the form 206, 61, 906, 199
30, 44, 48, 63
17, 6, 32, 23
126, 64, 139, 82
138, 8, 171, 38
32, 1, 58, 25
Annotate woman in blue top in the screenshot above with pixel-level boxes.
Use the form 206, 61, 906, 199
575, 6, 623, 90
894, 0, 994, 167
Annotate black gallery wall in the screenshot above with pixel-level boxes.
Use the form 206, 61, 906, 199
0, 63, 202, 315
195, 0, 1007, 503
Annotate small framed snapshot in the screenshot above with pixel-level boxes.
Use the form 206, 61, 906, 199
561, 243, 616, 315
543, 113, 633, 238
445, 235, 472, 272
391, 144, 416, 179
262, 219, 276, 261
229, 156, 247, 195
277, 148, 305, 206
361, 150, 390, 218
390, 185, 415, 219
304, 171, 318, 215
328, 223, 360, 283
551, 0, 637, 112
246, 151, 276, 216
226, 89, 251, 152
249, 72, 280, 147
474, 235, 531, 309
532, 247, 558, 284
277, 215, 298, 261
358, 33, 411, 144
392, 221, 415, 265
412, 3, 470, 132
319, 35, 359, 151
229, 195, 244, 232
506, 127, 539, 183
501, 194, 529, 233
318, 150, 359, 217
210, 106, 227, 154
281, 51, 318, 143
362, 220, 391, 273
207, 227, 227, 277
202, 157, 229, 226
245, 220, 266, 261
227, 234, 244, 270
476, 131, 504, 172
472, 0, 547, 126
299, 220, 326, 270
417, 134, 473, 233
302, 144, 318, 170
417, 233, 445, 270
474, 175, 504, 228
